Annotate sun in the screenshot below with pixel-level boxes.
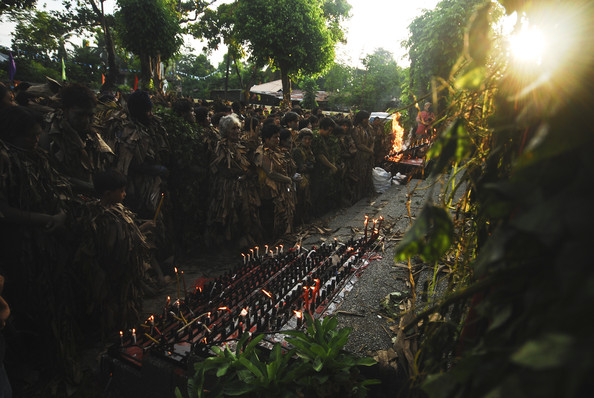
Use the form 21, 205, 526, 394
509, 24, 547, 65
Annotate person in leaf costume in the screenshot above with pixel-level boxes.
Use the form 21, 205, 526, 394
74, 169, 149, 340
107, 90, 170, 219
311, 117, 341, 216
352, 111, 375, 200
207, 114, 260, 248
254, 123, 296, 241
337, 118, 359, 205
292, 128, 316, 224
41, 83, 114, 196
156, 100, 209, 252
0, 105, 83, 383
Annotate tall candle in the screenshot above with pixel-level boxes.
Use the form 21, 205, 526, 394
153, 193, 165, 223
242, 253, 246, 265
364, 215, 369, 238
120, 330, 123, 346
132, 328, 137, 344
181, 270, 188, 299
174, 267, 181, 299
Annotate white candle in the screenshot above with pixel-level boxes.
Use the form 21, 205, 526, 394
132, 328, 137, 344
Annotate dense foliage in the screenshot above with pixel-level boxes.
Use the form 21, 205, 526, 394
180, 314, 378, 398
393, 0, 594, 397
115, 0, 183, 88
233, 0, 351, 105
405, 0, 484, 105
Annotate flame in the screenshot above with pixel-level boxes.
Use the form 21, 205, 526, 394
207, 312, 211, 317
293, 310, 303, 318
202, 337, 207, 344
240, 308, 248, 317
218, 306, 231, 312
386, 112, 406, 162
174, 267, 178, 273
261, 289, 273, 298
148, 315, 154, 323
120, 330, 123, 337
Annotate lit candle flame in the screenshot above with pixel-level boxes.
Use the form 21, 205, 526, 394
240, 308, 248, 317
293, 310, 303, 318
218, 306, 231, 312
261, 289, 273, 298
120, 330, 123, 337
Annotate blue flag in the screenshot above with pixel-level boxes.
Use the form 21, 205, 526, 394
8, 51, 16, 81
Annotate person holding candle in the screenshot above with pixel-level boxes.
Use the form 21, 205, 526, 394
0, 105, 81, 383
73, 169, 159, 339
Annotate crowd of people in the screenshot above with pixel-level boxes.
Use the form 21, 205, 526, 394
0, 79, 400, 393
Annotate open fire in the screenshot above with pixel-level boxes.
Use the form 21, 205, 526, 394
385, 112, 406, 162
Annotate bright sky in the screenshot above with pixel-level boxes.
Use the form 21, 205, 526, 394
0, 0, 440, 68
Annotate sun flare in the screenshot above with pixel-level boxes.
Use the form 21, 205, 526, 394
509, 25, 547, 65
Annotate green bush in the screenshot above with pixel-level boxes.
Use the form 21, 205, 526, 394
179, 314, 379, 398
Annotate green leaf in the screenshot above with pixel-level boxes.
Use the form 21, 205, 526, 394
511, 333, 573, 370
454, 66, 486, 90
238, 356, 265, 379
312, 356, 324, 372
216, 362, 231, 377
356, 357, 377, 367
395, 205, 454, 262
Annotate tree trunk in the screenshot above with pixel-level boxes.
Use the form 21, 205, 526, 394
231, 53, 245, 103
153, 54, 162, 93
90, 0, 119, 90
140, 54, 152, 90
280, 64, 291, 111
224, 51, 231, 100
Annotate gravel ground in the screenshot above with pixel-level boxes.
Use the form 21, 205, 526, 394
90, 175, 458, 397
143, 177, 452, 357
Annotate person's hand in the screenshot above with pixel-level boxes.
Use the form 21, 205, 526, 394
45, 210, 66, 232
139, 220, 155, 233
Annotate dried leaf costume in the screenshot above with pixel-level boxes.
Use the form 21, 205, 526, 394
292, 142, 315, 224
0, 139, 81, 377
46, 111, 114, 193
254, 145, 296, 238
353, 124, 375, 199
156, 108, 209, 250
107, 113, 170, 219
74, 201, 148, 337
207, 138, 255, 244
311, 132, 341, 215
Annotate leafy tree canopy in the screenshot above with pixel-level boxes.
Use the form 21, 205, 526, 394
233, 0, 351, 104
405, 0, 484, 97
115, 0, 183, 62
0, 0, 36, 14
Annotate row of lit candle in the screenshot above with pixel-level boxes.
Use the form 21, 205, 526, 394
363, 215, 384, 238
